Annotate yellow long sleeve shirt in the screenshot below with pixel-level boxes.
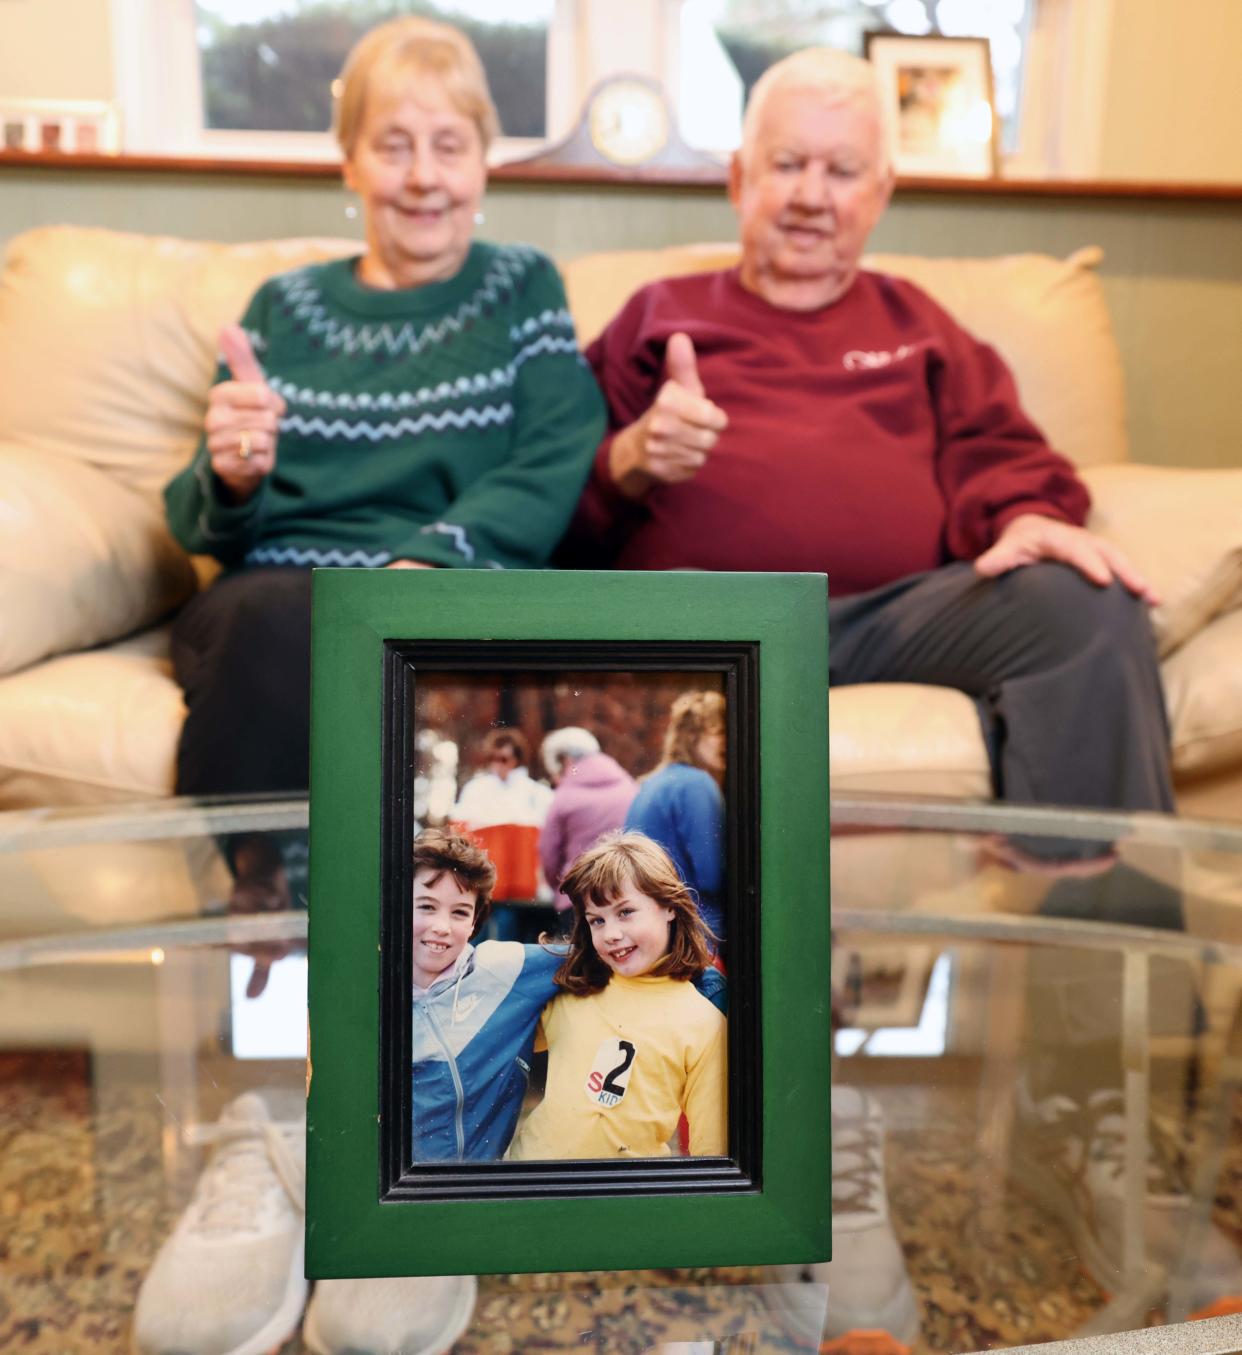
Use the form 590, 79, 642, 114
508, 972, 727, 1161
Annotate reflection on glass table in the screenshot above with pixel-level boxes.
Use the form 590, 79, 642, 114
2, 794, 1242, 1354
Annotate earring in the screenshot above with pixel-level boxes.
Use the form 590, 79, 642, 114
344, 198, 358, 220
473, 210, 485, 225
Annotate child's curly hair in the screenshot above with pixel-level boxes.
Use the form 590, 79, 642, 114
555, 831, 716, 995
412, 826, 496, 937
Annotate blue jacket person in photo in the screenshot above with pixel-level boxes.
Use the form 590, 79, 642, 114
408, 826, 562, 1161
412, 938, 563, 1161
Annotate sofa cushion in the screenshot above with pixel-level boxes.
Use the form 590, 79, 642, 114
828, 683, 992, 798
0, 226, 359, 499
1081, 463, 1242, 658
0, 227, 360, 671
0, 627, 182, 807
1164, 607, 1242, 780
561, 244, 1127, 470
0, 450, 196, 678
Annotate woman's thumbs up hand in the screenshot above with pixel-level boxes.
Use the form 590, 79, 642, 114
204, 324, 287, 501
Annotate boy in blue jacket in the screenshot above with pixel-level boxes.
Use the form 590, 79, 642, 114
410, 826, 562, 1161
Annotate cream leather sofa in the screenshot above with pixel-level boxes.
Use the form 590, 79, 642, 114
2, 226, 1241, 818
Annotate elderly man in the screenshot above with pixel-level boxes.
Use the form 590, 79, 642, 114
565, 47, 1172, 829
538, 727, 637, 916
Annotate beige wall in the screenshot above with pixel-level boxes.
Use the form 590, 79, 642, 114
0, 0, 113, 101
1097, 0, 1242, 183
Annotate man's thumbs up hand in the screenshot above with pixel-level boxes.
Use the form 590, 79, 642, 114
609, 331, 729, 499
665, 331, 705, 397
204, 323, 287, 500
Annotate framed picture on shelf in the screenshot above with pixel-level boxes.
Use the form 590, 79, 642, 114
0, 99, 120, 154
865, 33, 998, 179
306, 569, 831, 1277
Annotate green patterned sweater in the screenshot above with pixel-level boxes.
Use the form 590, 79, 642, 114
164, 242, 605, 570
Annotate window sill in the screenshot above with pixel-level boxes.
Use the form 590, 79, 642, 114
4, 150, 1242, 201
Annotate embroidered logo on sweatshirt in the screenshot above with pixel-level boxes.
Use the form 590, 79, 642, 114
584, 1038, 637, 1108
843, 342, 925, 371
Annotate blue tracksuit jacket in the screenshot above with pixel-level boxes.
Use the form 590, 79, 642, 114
411, 940, 562, 1162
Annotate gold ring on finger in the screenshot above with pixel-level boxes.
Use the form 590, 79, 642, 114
238, 429, 253, 461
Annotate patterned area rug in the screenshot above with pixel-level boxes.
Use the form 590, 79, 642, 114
887, 1114, 1107, 1352
0, 1050, 166, 1350
2, 1053, 1241, 1353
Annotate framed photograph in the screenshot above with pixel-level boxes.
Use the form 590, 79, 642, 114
865, 33, 998, 179
0, 99, 120, 154
306, 570, 831, 1277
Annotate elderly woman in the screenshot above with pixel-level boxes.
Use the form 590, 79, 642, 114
164, 16, 604, 798
624, 689, 726, 942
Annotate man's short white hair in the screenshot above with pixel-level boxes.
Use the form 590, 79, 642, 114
740, 47, 893, 173
541, 726, 601, 780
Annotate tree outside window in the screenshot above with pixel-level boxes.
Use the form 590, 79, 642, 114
195, 0, 551, 139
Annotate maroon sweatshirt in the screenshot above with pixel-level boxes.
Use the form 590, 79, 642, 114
566, 268, 1090, 595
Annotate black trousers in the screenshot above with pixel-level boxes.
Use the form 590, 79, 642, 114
171, 568, 314, 796
830, 562, 1182, 1103
828, 560, 1174, 816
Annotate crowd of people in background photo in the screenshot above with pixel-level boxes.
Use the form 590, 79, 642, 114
438, 684, 727, 950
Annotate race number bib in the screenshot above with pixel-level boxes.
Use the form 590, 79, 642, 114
583, 1038, 637, 1108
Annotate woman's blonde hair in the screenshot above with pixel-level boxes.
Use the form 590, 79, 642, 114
554, 831, 716, 995
334, 16, 501, 156
659, 689, 725, 772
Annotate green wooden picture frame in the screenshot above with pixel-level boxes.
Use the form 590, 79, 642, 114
306, 569, 830, 1278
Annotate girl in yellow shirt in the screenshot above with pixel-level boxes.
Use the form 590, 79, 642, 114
508, 831, 727, 1160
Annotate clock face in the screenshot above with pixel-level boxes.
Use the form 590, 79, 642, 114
588, 79, 670, 167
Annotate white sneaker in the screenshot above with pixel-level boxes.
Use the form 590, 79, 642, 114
133, 1091, 307, 1355
302, 1275, 477, 1355
768, 1087, 919, 1348
1013, 1086, 1242, 1312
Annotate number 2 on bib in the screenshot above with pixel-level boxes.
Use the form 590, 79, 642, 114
584, 1038, 637, 1108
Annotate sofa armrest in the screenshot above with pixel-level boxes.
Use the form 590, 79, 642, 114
0, 447, 196, 677
1081, 463, 1242, 657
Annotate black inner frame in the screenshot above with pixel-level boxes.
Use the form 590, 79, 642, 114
379, 640, 761, 1202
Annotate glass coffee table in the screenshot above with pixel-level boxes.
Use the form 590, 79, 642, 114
2, 794, 1242, 1354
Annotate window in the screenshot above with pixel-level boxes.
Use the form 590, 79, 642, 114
112, 0, 1037, 166
678, 0, 1034, 155
112, 0, 558, 160
196, 1, 552, 139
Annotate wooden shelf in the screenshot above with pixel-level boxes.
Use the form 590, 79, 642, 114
4, 149, 1242, 201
